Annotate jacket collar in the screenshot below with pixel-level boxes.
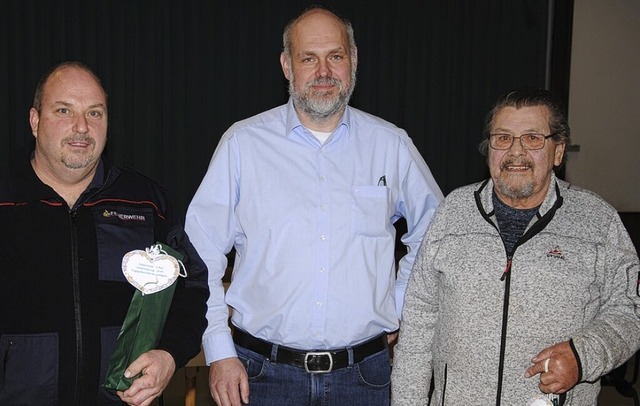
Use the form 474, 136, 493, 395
10, 147, 119, 204
475, 171, 562, 218
474, 171, 564, 256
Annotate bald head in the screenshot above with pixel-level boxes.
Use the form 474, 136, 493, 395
282, 7, 356, 62
33, 61, 106, 113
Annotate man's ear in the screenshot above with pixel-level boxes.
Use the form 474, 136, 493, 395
280, 53, 291, 81
29, 107, 40, 138
352, 46, 358, 72
554, 142, 566, 167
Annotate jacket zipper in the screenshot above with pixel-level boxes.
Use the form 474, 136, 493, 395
68, 166, 114, 402
500, 258, 512, 281
496, 255, 513, 406
441, 363, 448, 404
474, 180, 563, 405
70, 210, 83, 404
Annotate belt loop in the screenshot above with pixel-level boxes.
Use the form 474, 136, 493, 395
347, 346, 355, 366
270, 343, 279, 363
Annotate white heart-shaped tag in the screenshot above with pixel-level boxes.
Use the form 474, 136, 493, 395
122, 249, 180, 294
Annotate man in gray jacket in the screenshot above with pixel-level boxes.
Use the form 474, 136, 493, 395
391, 88, 640, 405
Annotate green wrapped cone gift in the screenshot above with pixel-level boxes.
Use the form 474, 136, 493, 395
103, 243, 184, 391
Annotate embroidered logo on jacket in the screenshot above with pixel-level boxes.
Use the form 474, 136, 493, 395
102, 209, 146, 222
546, 246, 565, 260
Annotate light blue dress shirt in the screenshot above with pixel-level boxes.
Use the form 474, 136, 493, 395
185, 99, 443, 364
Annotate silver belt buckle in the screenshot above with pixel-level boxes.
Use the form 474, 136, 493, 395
304, 351, 333, 374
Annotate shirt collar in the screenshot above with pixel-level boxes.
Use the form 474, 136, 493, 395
285, 98, 351, 140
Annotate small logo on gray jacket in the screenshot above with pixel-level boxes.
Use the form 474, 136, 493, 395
546, 246, 565, 260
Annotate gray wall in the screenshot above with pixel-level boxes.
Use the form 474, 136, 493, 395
566, 0, 640, 211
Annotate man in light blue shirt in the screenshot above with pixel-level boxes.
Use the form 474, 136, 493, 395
185, 6, 443, 406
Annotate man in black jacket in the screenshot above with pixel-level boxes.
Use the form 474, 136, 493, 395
0, 61, 209, 406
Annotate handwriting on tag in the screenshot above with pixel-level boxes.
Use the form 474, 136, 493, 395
122, 250, 180, 294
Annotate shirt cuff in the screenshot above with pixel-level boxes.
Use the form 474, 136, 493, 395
203, 332, 237, 365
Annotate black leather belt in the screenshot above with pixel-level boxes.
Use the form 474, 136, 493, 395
233, 329, 387, 374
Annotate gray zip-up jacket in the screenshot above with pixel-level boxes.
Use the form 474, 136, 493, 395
391, 173, 640, 405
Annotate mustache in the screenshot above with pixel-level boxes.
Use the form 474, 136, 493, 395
500, 158, 533, 170
309, 77, 341, 87
62, 134, 96, 145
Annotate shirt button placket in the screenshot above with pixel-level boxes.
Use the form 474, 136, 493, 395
312, 149, 330, 343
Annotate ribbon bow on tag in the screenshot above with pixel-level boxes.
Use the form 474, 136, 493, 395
122, 244, 186, 295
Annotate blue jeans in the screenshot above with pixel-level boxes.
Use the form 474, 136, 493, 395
236, 343, 391, 405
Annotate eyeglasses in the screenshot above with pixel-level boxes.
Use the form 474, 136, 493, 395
488, 133, 556, 150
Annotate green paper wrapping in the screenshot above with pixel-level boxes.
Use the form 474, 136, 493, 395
103, 244, 183, 391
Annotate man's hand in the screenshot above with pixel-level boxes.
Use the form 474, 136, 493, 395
116, 349, 176, 406
524, 341, 579, 394
209, 357, 250, 406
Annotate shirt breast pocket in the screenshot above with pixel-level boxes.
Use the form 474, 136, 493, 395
351, 185, 390, 238
93, 206, 156, 282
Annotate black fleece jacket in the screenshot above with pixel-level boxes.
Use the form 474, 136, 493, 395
0, 149, 209, 405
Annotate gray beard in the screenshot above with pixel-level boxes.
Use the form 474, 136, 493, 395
60, 135, 96, 169
292, 88, 348, 121
494, 177, 535, 200
62, 154, 94, 169
289, 72, 356, 124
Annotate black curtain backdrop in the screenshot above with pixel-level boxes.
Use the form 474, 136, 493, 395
0, 0, 573, 219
